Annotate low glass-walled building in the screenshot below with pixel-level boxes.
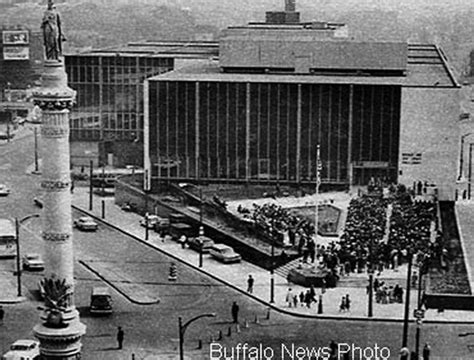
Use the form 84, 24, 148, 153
65, 41, 219, 166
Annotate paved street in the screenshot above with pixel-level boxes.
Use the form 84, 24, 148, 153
2, 128, 474, 359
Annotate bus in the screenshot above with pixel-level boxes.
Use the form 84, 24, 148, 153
90, 167, 144, 188
0, 218, 16, 258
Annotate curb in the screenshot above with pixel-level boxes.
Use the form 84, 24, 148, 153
0, 296, 27, 305
78, 260, 160, 306
71, 204, 474, 325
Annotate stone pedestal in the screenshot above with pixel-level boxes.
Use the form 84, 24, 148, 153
32, 60, 86, 359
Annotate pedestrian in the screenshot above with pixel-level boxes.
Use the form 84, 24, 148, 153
231, 301, 239, 323
304, 290, 312, 308
345, 294, 351, 311
247, 275, 254, 294
299, 291, 305, 307
339, 296, 346, 312
117, 326, 124, 349
422, 343, 431, 360
286, 288, 293, 307
0, 305, 4, 324
293, 294, 298, 308
70, 180, 75, 194
329, 340, 338, 356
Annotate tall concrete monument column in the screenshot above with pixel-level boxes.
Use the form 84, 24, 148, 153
32, 1, 86, 358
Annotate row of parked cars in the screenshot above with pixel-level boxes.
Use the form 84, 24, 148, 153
139, 213, 242, 263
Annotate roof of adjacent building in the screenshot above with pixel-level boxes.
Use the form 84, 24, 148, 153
149, 43, 460, 88
66, 40, 219, 59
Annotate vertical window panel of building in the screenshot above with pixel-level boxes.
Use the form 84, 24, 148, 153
176, 82, 187, 179
184, 82, 195, 179
169, 81, 178, 179
268, 84, 278, 180
216, 82, 228, 179
288, 84, 298, 182
226, 83, 236, 179
338, 86, 350, 183
278, 83, 289, 182
215, 82, 224, 179
198, 82, 210, 179
257, 83, 269, 181
330, 85, 341, 182
248, 83, 260, 180
237, 83, 247, 180
208, 82, 219, 179
299, 84, 310, 182
361, 86, 372, 163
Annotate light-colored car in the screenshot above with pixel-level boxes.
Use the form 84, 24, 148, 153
0, 184, 10, 197
187, 236, 215, 253
74, 216, 98, 231
140, 214, 165, 229
22, 254, 45, 271
2, 339, 40, 360
209, 244, 242, 263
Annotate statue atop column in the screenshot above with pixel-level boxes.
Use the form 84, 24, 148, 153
41, 0, 65, 61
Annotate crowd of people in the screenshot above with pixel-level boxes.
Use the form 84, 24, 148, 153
315, 185, 439, 279
238, 202, 315, 248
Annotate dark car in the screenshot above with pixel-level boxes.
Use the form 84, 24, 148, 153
187, 236, 215, 253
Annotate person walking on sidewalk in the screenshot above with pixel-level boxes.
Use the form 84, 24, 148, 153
0, 305, 4, 324
345, 294, 351, 312
231, 301, 239, 323
422, 343, 431, 360
247, 275, 254, 294
285, 288, 294, 308
117, 326, 124, 349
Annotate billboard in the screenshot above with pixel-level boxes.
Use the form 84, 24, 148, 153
2, 30, 29, 45
3, 46, 29, 60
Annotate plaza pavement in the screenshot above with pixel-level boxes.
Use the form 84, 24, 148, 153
4, 184, 474, 325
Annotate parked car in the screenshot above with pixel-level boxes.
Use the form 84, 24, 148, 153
22, 254, 45, 271
0, 184, 10, 196
209, 244, 242, 263
187, 236, 215, 253
90, 287, 113, 315
2, 339, 40, 360
139, 214, 164, 229
74, 216, 98, 231
120, 202, 137, 212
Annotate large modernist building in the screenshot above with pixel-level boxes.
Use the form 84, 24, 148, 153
65, 41, 218, 166
144, 3, 461, 200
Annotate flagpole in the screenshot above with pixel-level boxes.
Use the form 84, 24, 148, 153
314, 144, 320, 247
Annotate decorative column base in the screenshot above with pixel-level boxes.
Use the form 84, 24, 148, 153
33, 311, 86, 359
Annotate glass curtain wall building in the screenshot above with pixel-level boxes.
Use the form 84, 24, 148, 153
66, 55, 173, 166
148, 80, 401, 186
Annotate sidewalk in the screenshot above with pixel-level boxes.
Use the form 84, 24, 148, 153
70, 187, 474, 324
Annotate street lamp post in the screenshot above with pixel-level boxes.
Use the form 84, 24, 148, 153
89, 160, 93, 211
469, 143, 474, 200
15, 214, 40, 297
270, 237, 275, 304
368, 235, 374, 318
414, 254, 429, 358
199, 187, 203, 225
402, 251, 413, 349
179, 313, 215, 360
458, 133, 473, 181
34, 126, 39, 173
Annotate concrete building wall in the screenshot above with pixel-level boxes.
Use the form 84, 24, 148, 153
399, 87, 460, 201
